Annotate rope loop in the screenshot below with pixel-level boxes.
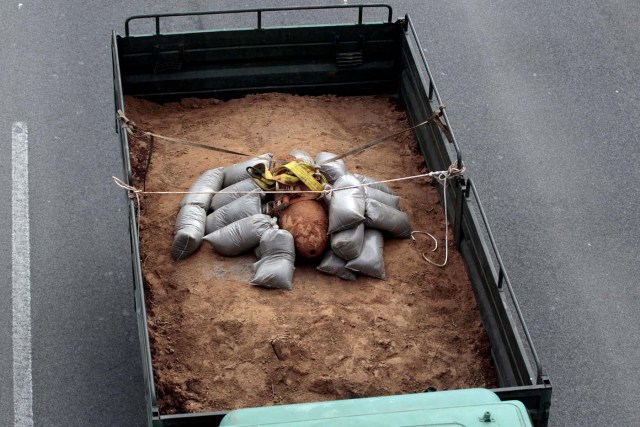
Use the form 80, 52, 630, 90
112, 175, 143, 236
420, 161, 465, 268
411, 230, 438, 252
112, 176, 140, 195
321, 184, 333, 199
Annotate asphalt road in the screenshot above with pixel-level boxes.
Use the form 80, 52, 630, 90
1, 1, 639, 426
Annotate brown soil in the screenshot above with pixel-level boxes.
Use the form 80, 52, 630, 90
124, 93, 496, 415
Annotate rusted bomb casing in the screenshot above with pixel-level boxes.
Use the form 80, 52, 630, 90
278, 199, 328, 260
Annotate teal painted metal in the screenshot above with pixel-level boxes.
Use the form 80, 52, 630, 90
220, 389, 532, 426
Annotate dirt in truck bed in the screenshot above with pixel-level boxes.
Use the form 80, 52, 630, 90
125, 93, 496, 414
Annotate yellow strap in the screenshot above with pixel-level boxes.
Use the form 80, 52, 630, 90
247, 163, 276, 190
279, 162, 326, 192
249, 161, 326, 191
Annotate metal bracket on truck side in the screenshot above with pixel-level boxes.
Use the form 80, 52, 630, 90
153, 43, 184, 73
453, 177, 466, 248
335, 34, 365, 67
494, 377, 552, 427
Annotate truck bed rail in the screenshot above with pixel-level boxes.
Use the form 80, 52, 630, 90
403, 15, 463, 169
466, 178, 543, 383
125, 4, 393, 37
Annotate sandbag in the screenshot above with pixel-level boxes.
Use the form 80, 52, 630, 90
254, 245, 262, 259
205, 192, 263, 234
364, 199, 412, 239
352, 173, 394, 195
317, 250, 357, 281
179, 167, 224, 211
211, 178, 261, 211
288, 149, 315, 165
315, 152, 347, 184
171, 205, 206, 260
250, 228, 295, 290
223, 154, 272, 188
345, 229, 385, 279
331, 223, 365, 261
203, 214, 276, 256
364, 186, 401, 209
327, 175, 365, 234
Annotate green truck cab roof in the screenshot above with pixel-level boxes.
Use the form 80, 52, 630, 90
220, 388, 533, 426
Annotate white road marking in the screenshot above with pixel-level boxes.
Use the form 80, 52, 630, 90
12, 122, 34, 427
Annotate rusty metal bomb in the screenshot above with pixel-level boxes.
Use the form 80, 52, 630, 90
278, 199, 328, 260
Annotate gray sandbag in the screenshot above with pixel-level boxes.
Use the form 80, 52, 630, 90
203, 214, 276, 256
223, 154, 272, 188
331, 223, 365, 261
327, 175, 365, 234
171, 205, 206, 260
205, 192, 263, 234
345, 229, 385, 279
317, 250, 357, 281
254, 245, 262, 259
315, 152, 347, 184
253, 224, 282, 259
364, 186, 401, 209
352, 173, 395, 195
211, 178, 261, 211
180, 167, 224, 211
364, 199, 412, 239
289, 149, 315, 165
250, 228, 295, 290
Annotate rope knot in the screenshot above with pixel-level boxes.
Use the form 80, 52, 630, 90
321, 184, 334, 200
117, 109, 137, 128
428, 162, 465, 183
111, 176, 141, 196
446, 162, 466, 178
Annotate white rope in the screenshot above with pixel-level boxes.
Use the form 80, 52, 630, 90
418, 163, 464, 268
111, 168, 463, 197
421, 176, 449, 267
113, 163, 465, 268
410, 231, 438, 252
113, 177, 143, 239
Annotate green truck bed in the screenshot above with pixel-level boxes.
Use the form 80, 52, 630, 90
111, 4, 551, 426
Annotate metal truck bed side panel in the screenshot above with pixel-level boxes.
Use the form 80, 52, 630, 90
118, 24, 400, 102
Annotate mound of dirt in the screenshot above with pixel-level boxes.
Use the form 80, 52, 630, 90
125, 93, 496, 414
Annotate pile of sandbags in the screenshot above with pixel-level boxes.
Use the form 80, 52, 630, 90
171, 155, 270, 262
171, 150, 412, 290
171, 154, 295, 290
171, 167, 224, 260
317, 154, 411, 281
